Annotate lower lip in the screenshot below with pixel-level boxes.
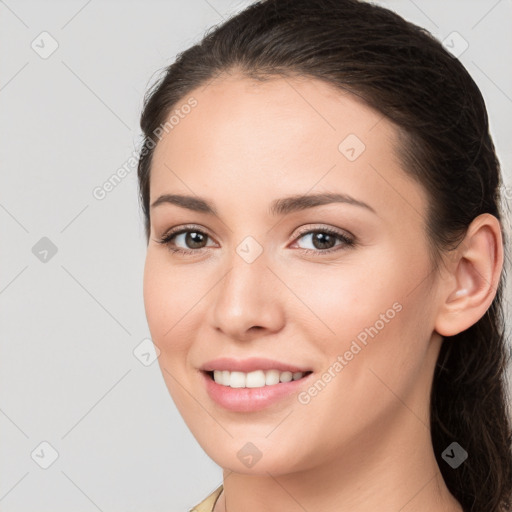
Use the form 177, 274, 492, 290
201, 371, 313, 412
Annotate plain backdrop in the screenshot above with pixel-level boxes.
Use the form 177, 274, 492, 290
1, 1, 511, 511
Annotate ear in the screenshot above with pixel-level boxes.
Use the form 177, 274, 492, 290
434, 213, 504, 337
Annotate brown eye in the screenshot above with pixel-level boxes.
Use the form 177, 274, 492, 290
181, 231, 208, 249
293, 227, 355, 256
156, 226, 215, 254
309, 232, 337, 250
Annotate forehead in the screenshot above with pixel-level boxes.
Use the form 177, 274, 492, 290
149, 73, 428, 227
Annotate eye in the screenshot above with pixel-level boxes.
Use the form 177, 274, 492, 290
155, 224, 356, 257
291, 226, 355, 256
155, 225, 216, 255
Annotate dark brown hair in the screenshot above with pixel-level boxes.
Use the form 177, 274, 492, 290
136, 1, 512, 510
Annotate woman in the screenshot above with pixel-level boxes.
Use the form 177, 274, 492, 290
136, 0, 512, 511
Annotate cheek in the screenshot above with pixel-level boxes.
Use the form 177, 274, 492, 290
286, 259, 404, 343
143, 254, 201, 413
142, 252, 199, 357
326, 267, 434, 405
295, 252, 431, 387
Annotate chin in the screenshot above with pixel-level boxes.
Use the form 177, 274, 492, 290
195, 437, 311, 476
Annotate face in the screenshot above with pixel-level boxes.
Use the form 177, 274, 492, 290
143, 73, 443, 475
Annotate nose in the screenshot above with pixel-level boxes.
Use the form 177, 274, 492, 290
209, 247, 286, 341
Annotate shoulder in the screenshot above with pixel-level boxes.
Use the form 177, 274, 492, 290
188, 485, 223, 512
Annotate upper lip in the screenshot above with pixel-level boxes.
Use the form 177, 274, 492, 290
200, 357, 312, 374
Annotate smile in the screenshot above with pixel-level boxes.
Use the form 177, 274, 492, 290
209, 369, 313, 388
202, 369, 314, 412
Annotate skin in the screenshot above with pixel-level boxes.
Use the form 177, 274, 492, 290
143, 72, 503, 512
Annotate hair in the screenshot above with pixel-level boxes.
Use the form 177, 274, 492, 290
136, 1, 512, 510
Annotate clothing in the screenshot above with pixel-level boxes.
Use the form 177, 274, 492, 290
189, 485, 223, 512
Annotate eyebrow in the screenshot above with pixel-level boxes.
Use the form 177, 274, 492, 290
150, 192, 376, 216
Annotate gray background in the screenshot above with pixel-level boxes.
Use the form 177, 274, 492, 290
1, 1, 511, 511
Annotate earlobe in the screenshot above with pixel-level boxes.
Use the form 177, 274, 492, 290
434, 213, 504, 337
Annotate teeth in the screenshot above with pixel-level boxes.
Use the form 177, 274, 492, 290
212, 369, 308, 388
280, 371, 293, 382
265, 369, 280, 386
246, 370, 265, 388
230, 371, 246, 388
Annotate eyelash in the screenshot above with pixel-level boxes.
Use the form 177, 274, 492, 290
155, 224, 355, 257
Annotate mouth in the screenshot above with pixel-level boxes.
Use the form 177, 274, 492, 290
203, 369, 314, 389
199, 357, 315, 411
